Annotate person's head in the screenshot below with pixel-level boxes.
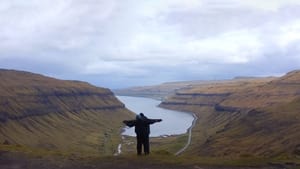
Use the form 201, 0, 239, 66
136, 113, 145, 120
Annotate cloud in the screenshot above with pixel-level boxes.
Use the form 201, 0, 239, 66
277, 20, 300, 47
238, 0, 300, 11
0, 0, 300, 88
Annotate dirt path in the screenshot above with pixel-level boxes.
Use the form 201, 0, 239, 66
175, 112, 198, 156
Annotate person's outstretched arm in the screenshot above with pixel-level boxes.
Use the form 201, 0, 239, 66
147, 118, 162, 124
123, 120, 136, 127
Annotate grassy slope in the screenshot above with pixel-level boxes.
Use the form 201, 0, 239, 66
159, 71, 300, 162
0, 69, 134, 156
1, 149, 298, 169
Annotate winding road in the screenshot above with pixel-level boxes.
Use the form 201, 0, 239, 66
175, 112, 198, 156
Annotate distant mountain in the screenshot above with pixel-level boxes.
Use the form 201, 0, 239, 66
0, 69, 133, 156
113, 81, 201, 100
114, 77, 276, 100
160, 70, 300, 159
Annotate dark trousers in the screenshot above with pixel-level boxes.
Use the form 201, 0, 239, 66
136, 134, 149, 155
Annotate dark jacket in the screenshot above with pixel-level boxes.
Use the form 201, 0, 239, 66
123, 114, 162, 136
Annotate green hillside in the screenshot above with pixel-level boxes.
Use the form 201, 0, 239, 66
0, 69, 134, 156
159, 71, 300, 160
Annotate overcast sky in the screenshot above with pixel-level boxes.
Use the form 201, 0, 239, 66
1, 0, 300, 88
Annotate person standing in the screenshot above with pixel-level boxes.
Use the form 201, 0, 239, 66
123, 113, 162, 155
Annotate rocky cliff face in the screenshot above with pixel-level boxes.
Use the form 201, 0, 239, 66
0, 69, 133, 156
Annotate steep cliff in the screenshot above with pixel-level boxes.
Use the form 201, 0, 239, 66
0, 69, 133, 156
